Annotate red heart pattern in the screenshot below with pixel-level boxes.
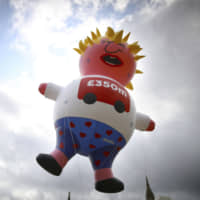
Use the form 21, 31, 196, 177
59, 130, 64, 136
89, 144, 96, 149
85, 121, 92, 127
59, 142, 64, 149
103, 151, 110, 157
95, 160, 101, 166
106, 130, 113, 136
80, 132, 86, 138
70, 122, 75, 128
95, 133, 101, 138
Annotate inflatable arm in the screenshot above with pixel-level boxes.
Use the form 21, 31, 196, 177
39, 83, 62, 101
135, 112, 155, 131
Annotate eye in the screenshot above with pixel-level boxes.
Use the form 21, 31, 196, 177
118, 43, 125, 48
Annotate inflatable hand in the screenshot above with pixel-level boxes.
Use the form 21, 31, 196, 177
39, 83, 47, 95
146, 120, 155, 131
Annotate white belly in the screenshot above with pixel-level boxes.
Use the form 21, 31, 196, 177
53, 75, 136, 142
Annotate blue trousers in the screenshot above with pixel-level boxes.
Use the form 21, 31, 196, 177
54, 117, 126, 170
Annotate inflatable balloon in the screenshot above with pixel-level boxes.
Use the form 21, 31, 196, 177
36, 27, 155, 193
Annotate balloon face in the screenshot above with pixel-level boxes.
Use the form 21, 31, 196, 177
79, 39, 136, 86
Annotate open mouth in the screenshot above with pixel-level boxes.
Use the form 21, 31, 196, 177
101, 54, 123, 67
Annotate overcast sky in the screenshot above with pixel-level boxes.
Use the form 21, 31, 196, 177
0, 0, 200, 200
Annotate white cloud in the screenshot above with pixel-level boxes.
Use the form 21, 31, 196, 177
10, 0, 72, 53
107, 0, 130, 12
135, 0, 177, 20
9, 0, 118, 84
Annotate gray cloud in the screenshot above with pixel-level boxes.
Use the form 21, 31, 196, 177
119, 0, 200, 199
134, 0, 200, 94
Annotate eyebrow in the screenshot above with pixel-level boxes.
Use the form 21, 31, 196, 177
101, 39, 109, 43
118, 43, 125, 48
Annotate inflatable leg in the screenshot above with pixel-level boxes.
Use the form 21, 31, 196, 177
36, 126, 79, 176
89, 146, 124, 193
